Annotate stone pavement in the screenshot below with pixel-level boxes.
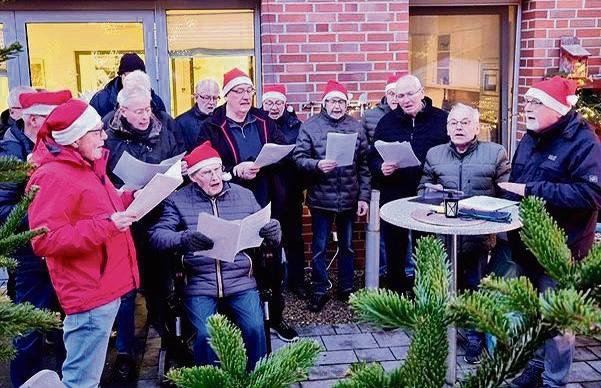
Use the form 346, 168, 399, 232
137, 323, 601, 387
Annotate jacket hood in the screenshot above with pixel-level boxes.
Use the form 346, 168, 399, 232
107, 109, 163, 142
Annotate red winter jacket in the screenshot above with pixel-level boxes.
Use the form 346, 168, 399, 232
27, 141, 139, 315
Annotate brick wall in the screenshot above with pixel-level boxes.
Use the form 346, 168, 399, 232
260, 0, 409, 266
518, 0, 601, 135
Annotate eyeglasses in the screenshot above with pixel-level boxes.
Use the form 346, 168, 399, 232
87, 128, 106, 137
524, 97, 544, 106
325, 99, 347, 107
447, 119, 471, 128
196, 94, 220, 102
395, 88, 423, 101
230, 87, 255, 97
9, 106, 22, 111
197, 165, 225, 180
263, 100, 285, 109
126, 106, 151, 115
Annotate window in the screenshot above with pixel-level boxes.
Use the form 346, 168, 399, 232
166, 9, 255, 116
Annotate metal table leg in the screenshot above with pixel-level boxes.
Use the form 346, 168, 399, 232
446, 234, 458, 385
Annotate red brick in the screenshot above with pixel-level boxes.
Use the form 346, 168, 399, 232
307, 13, 333, 23
278, 34, 306, 43
358, 2, 388, 12
345, 63, 373, 71
286, 45, 300, 53
332, 23, 359, 32
549, 10, 576, 18
367, 13, 394, 22
530, 0, 557, 9
578, 9, 601, 17
338, 13, 365, 22
284, 4, 312, 13
584, 0, 601, 6
339, 73, 365, 82
309, 54, 337, 62
286, 64, 314, 72
367, 52, 395, 61
345, 3, 358, 12
374, 63, 387, 70
570, 19, 596, 27
555, 20, 569, 28
337, 53, 365, 61
582, 37, 601, 47
557, 0, 584, 8
576, 28, 601, 37
339, 33, 366, 42
388, 62, 407, 71
360, 43, 388, 51
389, 22, 410, 31
367, 33, 395, 42
286, 83, 314, 93
549, 28, 575, 38
316, 3, 343, 12
280, 74, 306, 83
309, 34, 337, 42
316, 24, 329, 33
367, 72, 390, 81
331, 43, 360, 52
263, 44, 284, 53
309, 73, 336, 82
262, 64, 284, 74
300, 43, 330, 53
523, 10, 548, 20
278, 14, 306, 23
286, 24, 313, 33
360, 23, 388, 32
261, 14, 276, 23
279, 54, 307, 63
316, 63, 343, 71
390, 3, 408, 11
389, 42, 408, 51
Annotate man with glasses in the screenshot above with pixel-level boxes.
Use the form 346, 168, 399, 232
1, 85, 36, 138
368, 75, 448, 294
176, 79, 221, 152
418, 103, 510, 364
196, 68, 298, 342
294, 80, 371, 312
499, 76, 601, 388
361, 74, 401, 144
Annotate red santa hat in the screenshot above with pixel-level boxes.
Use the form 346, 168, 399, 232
38, 99, 101, 145
184, 141, 222, 175
525, 76, 578, 116
385, 74, 401, 93
262, 84, 287, 103
322, 80, 349, 104
223, 68, 253, 96
20, 90, 72, 116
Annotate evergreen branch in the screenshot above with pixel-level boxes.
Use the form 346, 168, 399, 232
334, 363, 388, 388
519, 197, 575, 287
413, 236, 450, 309
0, 157, 33, 183
575, 243, 601, 302
349, 289, 417, 330
0, 42, 22, 64
0, 229, 47, 258
248, 339, 321, 388
0, 255, 18, 270
206, 314, 247, 381
540, 288, 601, 334
166, 365, 236, 388
451, 291, 511, 344
479, 276, 540, 326
0, 186, 39, 241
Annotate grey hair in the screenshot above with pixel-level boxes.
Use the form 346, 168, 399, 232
195, 79, 220, 95
397, 75, 423, 90
122, 70, 151, 91
7, 86, 36, 107
449, 103, 480, 124
117, 85, 151, 108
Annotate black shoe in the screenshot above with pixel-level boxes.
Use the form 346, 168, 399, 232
272, 320, 299, 342
463, 338, 483, 365
113, 353, 136, 383
510, 363, 543, 388
336, 290, 352, 303
289, 285, 308, 300
307, 294, 329, 312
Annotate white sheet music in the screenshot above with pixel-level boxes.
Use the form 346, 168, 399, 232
127, 162, 183, 221
196, 203, 271, 262
325, 132, 358, 167
113, 151, 185, 190
374, 140, 421, 168
254, 143, 295, 167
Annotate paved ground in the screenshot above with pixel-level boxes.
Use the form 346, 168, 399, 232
137, 323, 601, 388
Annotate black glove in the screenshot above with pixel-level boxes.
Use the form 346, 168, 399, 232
182, 231, 214, 252
259, 219, 281, 246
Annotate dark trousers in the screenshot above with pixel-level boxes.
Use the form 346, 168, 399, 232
116, 289, 137, 356
254, 249, 285, 325
382, 221, 412, 292
11, 259, 65, 387
280, 198, 306, 289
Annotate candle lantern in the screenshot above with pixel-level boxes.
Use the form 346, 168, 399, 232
559, 37, 590, 80
444, 194, 459, 218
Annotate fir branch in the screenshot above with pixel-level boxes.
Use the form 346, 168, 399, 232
0, 229, 47, 258
166, 365, 236, 388
0, 42, 22, 64
206, 314, 247, 382
413, 236, 450, 309
479, 276, 540, 327
334, 363, 388, 388
451, 291, 511, 344
519, 197, 575, 287
575, 243, 601, 302
0, 157, 33, 184
248, 339, 321, 388
0, 186, 40, 241
349, 289, 417, 330
540, 288, 601, 334
0, 255, 18, 270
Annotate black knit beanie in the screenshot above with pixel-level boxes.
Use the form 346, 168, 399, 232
118, 53, 146, 75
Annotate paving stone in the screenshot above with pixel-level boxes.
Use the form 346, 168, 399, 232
308, 363, 351, 380
390, 346, 409, 360
317, 350, 358, 365
566, 384, 584, 388
574, 347, 599, 361
357, 322, 383, 333
321, 333, 379, 351
296, 324, 336, 336
372, 330, 411, 347
576, 336, 600, 347
589, 346, 601, 359
355, 347, 396, 363
301, 379, 339, 388
333, 323, 362, 334
581, 383, 601, 388
137, 379, 160, 387
589, 360, 601, 374
567, 362, 601, 382
271, 337, 288, 352
380, 360, 402, 372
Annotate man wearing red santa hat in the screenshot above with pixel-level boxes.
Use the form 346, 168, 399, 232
500, 76, 601, 387
27, 98, 139, 388
361, 73, 401, 144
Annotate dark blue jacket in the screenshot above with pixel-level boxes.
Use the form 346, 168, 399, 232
175, 105, 210, 153
90, 76, 167, 118
368, 97, 449, 204
0, 109, 22, 139
270, 109, 304, 206
507, 111, 601, 265
197, 105, 286, 213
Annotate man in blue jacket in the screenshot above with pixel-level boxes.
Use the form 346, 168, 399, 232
1, 90, 71, 387
175, 79, 220, 152
500, 76, 601, 388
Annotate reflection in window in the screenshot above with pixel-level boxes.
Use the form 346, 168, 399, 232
167, 10, 255, 116
410, 15, 500, 142
25, 23, 144, 100
0, 24, 8, 112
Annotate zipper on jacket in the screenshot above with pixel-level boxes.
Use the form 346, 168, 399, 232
209, 198, 225, 298
458, 160, 464, 191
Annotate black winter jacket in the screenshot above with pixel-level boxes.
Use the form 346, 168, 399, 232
369, 97, 449, 204
0, 109, 22, 139
506, 111, 601, 266
294, 110, 371, 212
175, 105, 210, 153
361, 97, 391, 144
90, 76, 166, 119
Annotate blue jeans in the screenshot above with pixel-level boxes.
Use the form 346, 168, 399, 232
62, 298, 121, 388
116, 289, 136, 355
184, 289, 266, 370
310, 208, 355, 295
11, 259, 65, 387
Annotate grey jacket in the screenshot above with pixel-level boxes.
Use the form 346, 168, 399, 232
149, 182, 259, 298
294, 110, 371, 212
361, 97, 391, 144
418, 140, 511, 251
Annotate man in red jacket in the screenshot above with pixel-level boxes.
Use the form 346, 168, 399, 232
27, 99, 139, 388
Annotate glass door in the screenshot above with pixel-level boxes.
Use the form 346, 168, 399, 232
14, 11, 156, 102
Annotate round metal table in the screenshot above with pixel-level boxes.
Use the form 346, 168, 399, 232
380, 197, 522, 384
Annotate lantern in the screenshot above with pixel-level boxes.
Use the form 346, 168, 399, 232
559, 37, 591, 80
